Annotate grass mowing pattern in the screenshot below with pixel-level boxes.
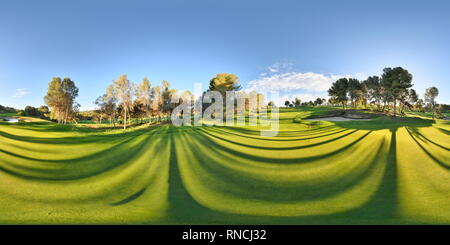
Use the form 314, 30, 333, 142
0, 107, 449, 224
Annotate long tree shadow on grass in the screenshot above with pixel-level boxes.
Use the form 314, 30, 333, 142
154, 126, 375, 224
406, 126, 450, 151
158, 117, 437, 224
205, 125, 351, 143
268, 118, 433, 224
0, 126, 165, 180
0, 124, 160, 145
158, 127, 342, 224
321, 127, 400, 224
306, 117, 436, 224
406, 126, 450, 170
191, 127, 372, 164
211, 124, 340, 140
162, 128, 262, 224
155, 126, 385, 224
179, 128, 383, 203
198, 127, 358, 151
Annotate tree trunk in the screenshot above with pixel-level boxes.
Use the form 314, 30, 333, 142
432, 104, 435, 119
393, 99, 397, 117
124, 108, 127, 129
65, 106, 69, 124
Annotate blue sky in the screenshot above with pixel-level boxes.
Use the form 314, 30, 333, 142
0, 0, 449, 109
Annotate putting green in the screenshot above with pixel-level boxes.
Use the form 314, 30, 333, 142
0, 107, 449, 224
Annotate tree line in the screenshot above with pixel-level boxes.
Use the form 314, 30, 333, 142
3, 67, 446, 124
34, 72, 265, 128
327, 67, 443, 118
284, 97, 326, 107
93, 75, 183, 129
0, 104, 49, 118
91, 73, 264, 129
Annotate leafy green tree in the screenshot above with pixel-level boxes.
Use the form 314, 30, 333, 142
135, 77, 152, 120
131, 100, 147, 124
408, 89, 418, 104
415, 99, 425, 112
44, 77, 63, 122
94, 95, 108, 124
105, 85, 118, 126
294, 98, 301, 107
347, 78, 362, 108
94, 85, 118, 126
0, 105, 17, 113
363, 76, 382, 110
151, 86, 162, 122
208, 73, 241, 94
161, 80, 176, 121
398, 88, 419, 113
381, 67, 413, 116
44, 77, 79, 123
328, 78, 349, 109
24, 106, 39, 116
328, 98, 338, 106
113, 75, 134, 129
284, 101, 290, 107
314, 97, 323, 106
358, 82, 369, 108
424, 86, 439, 119
398, 89, 411, 115
207, 73, 241, 121
38, 105, 50, 118
61, 78, 79, 123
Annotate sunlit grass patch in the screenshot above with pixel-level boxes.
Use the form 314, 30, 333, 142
0, 107, 449, 224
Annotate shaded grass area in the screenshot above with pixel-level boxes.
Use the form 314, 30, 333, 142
0, 107, 449, 224
0, 113, 18, 117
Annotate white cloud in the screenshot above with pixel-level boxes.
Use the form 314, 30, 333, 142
268, 65, 279, 73
267, 62, 293, 74
244, 64, 366, 106
246, 72, 348, 92
354, 72, 366, 80
13, 88, 31, 98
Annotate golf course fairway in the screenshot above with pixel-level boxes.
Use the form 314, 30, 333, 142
0, 107, 449, 224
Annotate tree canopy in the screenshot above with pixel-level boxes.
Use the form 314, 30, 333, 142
208, 73, 241, 94
44, 77, 79, 123
381, 67, 413, 116
328, 78, 349, 109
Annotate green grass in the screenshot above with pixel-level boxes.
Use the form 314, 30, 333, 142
406, 110, 450, 118
0, 107, 449, 224
0, 112, 18, 117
